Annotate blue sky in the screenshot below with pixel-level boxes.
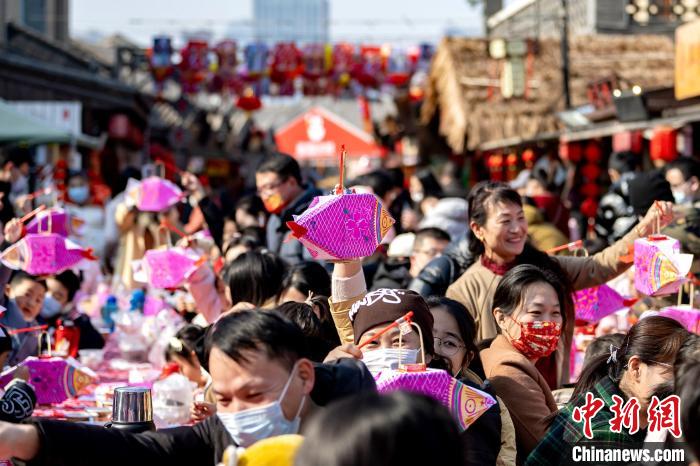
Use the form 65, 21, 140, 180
71, 0, 486, 45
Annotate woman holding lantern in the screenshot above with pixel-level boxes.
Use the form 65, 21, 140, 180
445, 181, 674, 388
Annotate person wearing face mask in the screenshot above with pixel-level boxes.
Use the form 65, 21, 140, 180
254, 154, 322, 266
324, 279, 503, 466
63, 173, 106, 292
480, 264, 568, 463
526, 316, 689, 466
0, 310, 376, 466
39, 271, 104, 350
446, 181, 674, 388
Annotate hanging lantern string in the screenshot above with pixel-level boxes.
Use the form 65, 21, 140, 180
357, 311, 413, 350
19, 205, 47, 223
335, 144, 347, 195
160, 219, 189, 239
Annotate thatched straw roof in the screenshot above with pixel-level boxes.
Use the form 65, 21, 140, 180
422, 35, 675, 152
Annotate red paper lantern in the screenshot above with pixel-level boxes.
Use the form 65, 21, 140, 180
581, 197, 598, 218
580, 164, 601, 181
580, 182, 600, 198
506, 153, 518, 167
559, 142, 581, 163
613, 131, 643, 154
650, 127, 678, 163
584, 141, 602, 163
487, 154, 504, 181
521, 149, 536, 167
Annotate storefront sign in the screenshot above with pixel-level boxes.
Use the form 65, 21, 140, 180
675, 19, 700, 100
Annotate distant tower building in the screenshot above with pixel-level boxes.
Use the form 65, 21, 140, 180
253, 0, 329, 44
0, 0, 69, 44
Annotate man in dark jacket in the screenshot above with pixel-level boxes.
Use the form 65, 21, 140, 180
0, 310, 376, 466
595, 151, 639, 244
256, 154, 322, 265
409, 233, 475, 297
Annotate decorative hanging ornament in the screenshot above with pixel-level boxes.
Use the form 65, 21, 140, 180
521, 149, 536, 168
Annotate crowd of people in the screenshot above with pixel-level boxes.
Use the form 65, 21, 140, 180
0, 147, 695, 466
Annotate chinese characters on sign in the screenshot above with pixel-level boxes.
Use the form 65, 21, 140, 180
572, 394, 681, 439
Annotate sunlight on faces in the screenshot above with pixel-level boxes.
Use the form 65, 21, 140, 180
410, 237, 449, 277
431, 307, 469, 377
208, 347, 312, 419
357, 325, 422, 353
666, 168, 699, 201
46, 278, 69, 306
7, 279, 46, 322
472, 201, 527, 263
495, 281, 562, 342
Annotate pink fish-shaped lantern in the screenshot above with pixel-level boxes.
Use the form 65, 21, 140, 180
142, 247, 206, 289
126, 177, 183, 212
0, 356, 96, 404
0, 233, 96, 276
657, 306, 700, 334
287, 147, 395, 261
375, 368, 496, 431
634, 235, 693, 297
24, 207, 84, 237
287, 193, 394, 261
573, 284, 636, 324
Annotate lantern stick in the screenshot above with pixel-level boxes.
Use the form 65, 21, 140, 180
25, 187, 52, 201
546, 239, 583, 255
9, 324, 48, 335
336, 145, 346, 195
20, 205, 47, 223
357, 311, 413, 350
160, 219, 189, 239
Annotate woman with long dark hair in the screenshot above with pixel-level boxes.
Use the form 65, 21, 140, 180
480, 264, 568, 463
446, 181, 673, 386
526, 316, 688, 466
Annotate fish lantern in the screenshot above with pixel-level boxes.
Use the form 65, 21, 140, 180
25, 207, 84, 237
0, 233, 96, 276
657, 306, 700, 334
179, 39, 210, 94
140, 247, 205, 289
286, 146, 395, 261
375, 368, 496, 431
353, 45, 384, 88
385, 46, 412, 87
270, 43, 302, 96
573, 284, 635, 324
0, 356, 96, 405
302, 43, 330, 96
634, 235, 693, 296
332, 43, 356, 90
150, 36, 174, 91
125, 177, 183, 213
241, 42, 269, 83
212, 39, 240, 94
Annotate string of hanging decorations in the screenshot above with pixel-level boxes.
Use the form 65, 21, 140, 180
148, 37, 435, 106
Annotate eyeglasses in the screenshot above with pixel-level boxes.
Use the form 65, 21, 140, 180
434, 337, 466, 357
256, 178, 285, 195
413, 249, 443, 257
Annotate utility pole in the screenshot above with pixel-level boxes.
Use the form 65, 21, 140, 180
560, 0, 571, 109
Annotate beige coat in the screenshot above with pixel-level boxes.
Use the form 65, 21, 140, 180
446, 228, 639, 385
481, 335, 558, 465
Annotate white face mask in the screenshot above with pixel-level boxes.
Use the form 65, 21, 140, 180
361, 348, 419, 377
217, 362, 305, 448
673, 189, 690, 205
